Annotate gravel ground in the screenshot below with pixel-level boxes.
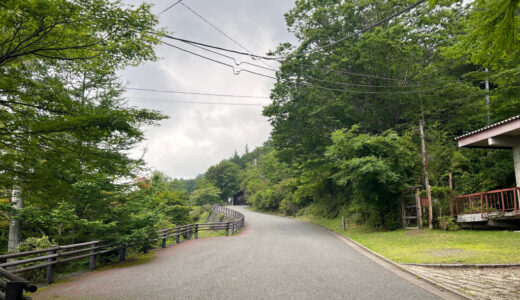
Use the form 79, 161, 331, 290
404, 265, 520, 300
33, 207, 441, 300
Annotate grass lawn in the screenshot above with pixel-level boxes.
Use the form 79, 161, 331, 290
297, 215, 520, 264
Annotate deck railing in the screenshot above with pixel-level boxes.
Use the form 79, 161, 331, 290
456, 187, 519, 217
0, 205, 244, 299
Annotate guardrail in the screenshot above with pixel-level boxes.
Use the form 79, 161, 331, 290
456, 187, 519, 217
0, 205, 244, 299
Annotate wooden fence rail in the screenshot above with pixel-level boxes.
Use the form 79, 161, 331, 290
0, 205, 244, 299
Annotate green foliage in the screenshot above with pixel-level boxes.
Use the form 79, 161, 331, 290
15, 236, 57, 282
0, 0, 170, 252
437, 216, 459, 231
205, 161, 244, 201
189, 179, 221, 206
325, 126, 418, 229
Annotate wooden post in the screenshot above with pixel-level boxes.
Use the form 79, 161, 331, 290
449, 172, 454, 217
415, 188, 423, 228
89, 243, 97, 271
5, 281, 24, 300
176, 230, 180, 244
232, 221, 235, 235
46, 249, 57, 284
225, 222, 230, 236
341, 216, 345, 231
195, 224, 199, 239
161, 233, 167, 248
120, 245, 126, 262
401, 199, 406, 228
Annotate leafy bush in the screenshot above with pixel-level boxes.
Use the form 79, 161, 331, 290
437, 216, 459, 231
15, 236, 57, 282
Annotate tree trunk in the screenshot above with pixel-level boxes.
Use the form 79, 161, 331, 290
8, 188, 23, 252
419, 119, 433, 229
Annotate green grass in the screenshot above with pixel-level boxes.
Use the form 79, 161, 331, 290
297, 215, 520, 264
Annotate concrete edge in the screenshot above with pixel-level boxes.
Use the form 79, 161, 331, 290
402, 263, 520, 268
311, 224, 475, 300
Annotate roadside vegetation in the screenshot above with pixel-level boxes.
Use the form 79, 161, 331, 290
299, 215, 520, 264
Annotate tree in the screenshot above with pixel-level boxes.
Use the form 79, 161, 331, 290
0, 0, 166, 250
325, 125, 418, 229
189, 179, 221, 206
205, 161, 244, 201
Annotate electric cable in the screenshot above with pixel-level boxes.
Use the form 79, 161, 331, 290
179, 2, 277, 70
161, 41, 277, 80
127, 97, 267, 106
126, 87, 270, 99
176, 39, 277, 72
158, 0, 183, 15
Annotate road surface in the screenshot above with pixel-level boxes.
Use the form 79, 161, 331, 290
34, 207, 443, 299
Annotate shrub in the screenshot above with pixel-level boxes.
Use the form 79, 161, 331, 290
437, 216, 459, 231
15, 236, 57, 282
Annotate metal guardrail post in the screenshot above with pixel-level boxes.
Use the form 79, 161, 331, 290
89, 243, 97, 271
5, 281, 24, 300
46, 249, 57, 284
120, 245, 126, 262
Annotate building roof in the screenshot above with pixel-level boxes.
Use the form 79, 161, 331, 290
454, 115, 520, 140
455, 115, 520, 148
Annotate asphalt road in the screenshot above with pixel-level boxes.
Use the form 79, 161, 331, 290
34, 207, 442, 300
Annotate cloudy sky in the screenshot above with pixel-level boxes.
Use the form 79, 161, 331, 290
121, 0, 297, 179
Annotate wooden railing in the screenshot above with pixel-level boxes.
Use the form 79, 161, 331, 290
456, 187, 519, 217
0, 267, 37, 300
0, 205, 244, 299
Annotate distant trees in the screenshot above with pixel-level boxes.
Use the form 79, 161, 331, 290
189, 179, 221, 206
205, 161, 244, 201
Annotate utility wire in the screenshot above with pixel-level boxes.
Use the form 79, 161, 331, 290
158, 0, 183, 15
161, 41, 277, 80
161, 38, 464, 95
163, 34, 281, 60
180, 2, 277, 70
128, 97, 266, 106
126, 87, 270, 99
176, 39, 276, 71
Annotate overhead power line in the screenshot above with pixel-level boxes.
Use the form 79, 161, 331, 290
128, 97, 266, 107
163, 34, 280, 61
176, 39, 276, 72
161, 40, 455, 95
158, 0, 183, 15
126, 87, 270, 99
180, 2, 276, 70
161, 41, 277, 80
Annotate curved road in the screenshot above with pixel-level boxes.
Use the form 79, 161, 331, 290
34, 207, 444, 299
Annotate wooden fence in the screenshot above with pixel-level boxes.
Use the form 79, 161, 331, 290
0, 205, 244, 300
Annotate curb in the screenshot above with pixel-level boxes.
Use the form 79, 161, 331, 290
312, 224, 475, 300
402, 263, 520, 268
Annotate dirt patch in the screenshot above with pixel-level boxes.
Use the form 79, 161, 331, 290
427, 248, 465, 257
405, 229, 427, 236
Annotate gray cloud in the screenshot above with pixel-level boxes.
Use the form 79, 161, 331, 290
120, 0, 296, 178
